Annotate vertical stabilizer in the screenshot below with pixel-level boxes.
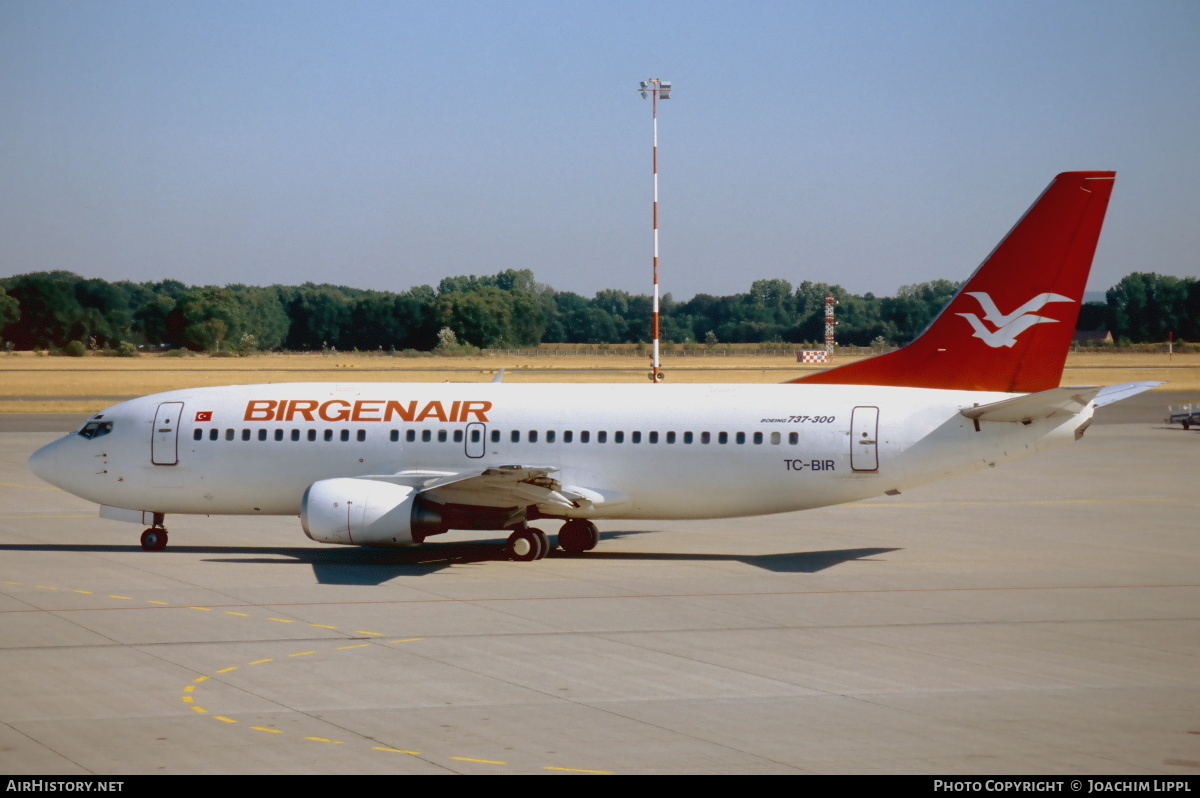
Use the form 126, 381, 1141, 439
790, 171, 1115, 392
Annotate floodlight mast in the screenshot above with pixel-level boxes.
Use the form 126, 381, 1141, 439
640, 79, 671, 382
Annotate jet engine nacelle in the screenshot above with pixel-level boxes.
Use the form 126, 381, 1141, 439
300, 478, 442, 546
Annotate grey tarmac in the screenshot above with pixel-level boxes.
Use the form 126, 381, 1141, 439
0, 391, 1197, 774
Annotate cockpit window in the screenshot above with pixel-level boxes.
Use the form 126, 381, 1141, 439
78, 421, 114, 440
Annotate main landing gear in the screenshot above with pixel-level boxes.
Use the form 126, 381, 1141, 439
504, 520, 601, 561
506, 527, 549, 561
557, 519, 599, 554
140, 527, 168, 551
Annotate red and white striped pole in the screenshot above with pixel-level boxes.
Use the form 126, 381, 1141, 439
640, 79, 671, 382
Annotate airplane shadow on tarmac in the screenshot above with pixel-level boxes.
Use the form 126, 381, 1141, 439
0, 532, 900, 585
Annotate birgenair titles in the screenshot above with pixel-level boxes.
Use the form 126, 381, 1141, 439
29, 171, 1158, 561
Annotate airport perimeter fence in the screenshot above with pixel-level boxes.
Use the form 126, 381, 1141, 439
482, 347, 879, 358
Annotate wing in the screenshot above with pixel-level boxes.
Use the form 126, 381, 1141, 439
360, 465, 628, 514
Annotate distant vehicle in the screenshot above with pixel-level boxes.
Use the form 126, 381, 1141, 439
28, 171, 1157, 560
1165, 403, 1200, 430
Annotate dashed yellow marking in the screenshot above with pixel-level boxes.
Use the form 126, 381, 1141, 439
12, 578, 613, 773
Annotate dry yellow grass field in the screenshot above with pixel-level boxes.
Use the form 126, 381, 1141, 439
1, 349, 1196, 414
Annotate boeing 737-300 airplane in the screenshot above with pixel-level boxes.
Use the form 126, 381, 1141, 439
28, 171, 1157, 561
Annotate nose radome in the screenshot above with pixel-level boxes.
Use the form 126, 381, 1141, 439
28, 440, 60, 486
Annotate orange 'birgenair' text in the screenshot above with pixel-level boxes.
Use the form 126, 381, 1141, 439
243, 399, 492, 423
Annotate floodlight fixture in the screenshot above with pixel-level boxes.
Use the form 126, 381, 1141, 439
638, 79, 674, 382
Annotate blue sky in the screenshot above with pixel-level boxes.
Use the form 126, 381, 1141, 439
2, 0, 1197, 300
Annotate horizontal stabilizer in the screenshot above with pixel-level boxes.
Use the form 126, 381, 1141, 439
1093, 381, 1162, 408
961, 386, 1102, 424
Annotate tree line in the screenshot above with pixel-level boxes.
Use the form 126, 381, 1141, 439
0, 269, 1195, 353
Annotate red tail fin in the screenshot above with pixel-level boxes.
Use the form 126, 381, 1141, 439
790, 171, 1115, 393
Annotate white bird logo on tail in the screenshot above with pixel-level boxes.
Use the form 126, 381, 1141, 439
956, 292, 1075, 348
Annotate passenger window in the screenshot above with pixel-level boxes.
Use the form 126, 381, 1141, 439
770, 432, 781, 445
597, 431, 607, 443
407, 430, 417, 442
546, 430, 556, 443
437, 430, 447, 443
683, 432, 693, 444
357, 430, 366, 442
649, 431, 658, 444
390, 430, 399, 442
226, 428, 234, 441
789, 432, 799, 445
718, 432, 728, 444
291, 429, 300, 441
453, 429, 463, 443
580, 431, 590, 443
308, 429, 317, 441
666, 431, 676, 444
632, 431, 641, 444
614, 431, 624, 444
528, 430, 538, 443
511, 430, 520, 443
340, 430, 350, 442
275, 429, 283, 441
470, 429, 481, 442
324, 429, 333, 441
701, 432, 711, 444
210, 429, 219, 441
753, 432, 763, 444
736, 432, 745, 444
563, 431, 573, 443
422, 430, 432, 442
259, 429, 267, 441
242, 429, 251, 441
193, 429, 203, 441
491, 430, 500, 443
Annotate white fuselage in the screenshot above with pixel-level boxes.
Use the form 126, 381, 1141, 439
29, 381, 1092, 523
